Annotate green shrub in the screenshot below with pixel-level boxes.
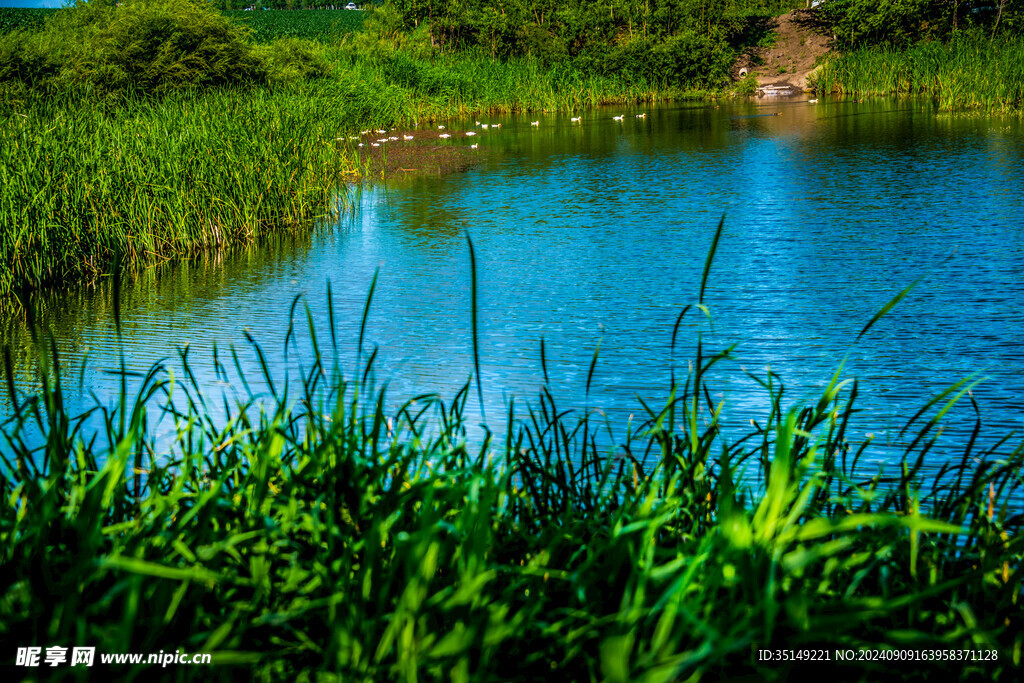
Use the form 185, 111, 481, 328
652, 30, 735, 88
0, 30, 62, 86
734, 71, 759, 95
577, 30, 734, 89
256, 37, 330, 83
517, 22, 568, 65
818, 0, 947, 48
99, 0, 263, 91
0, 0, 330, 93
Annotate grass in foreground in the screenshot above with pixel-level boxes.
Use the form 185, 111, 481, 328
1, 235, 1021, 681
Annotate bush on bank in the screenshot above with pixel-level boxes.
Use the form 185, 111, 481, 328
0, 0, 327, 93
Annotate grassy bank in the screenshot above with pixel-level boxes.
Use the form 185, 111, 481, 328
0, 57, 684, 311
811, 32, 1024, 112
1, 252, 1022, 680
0, 86, 360, 305
0, 0, 697, 313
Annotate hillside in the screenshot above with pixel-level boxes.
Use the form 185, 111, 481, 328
735, 9, 833, 93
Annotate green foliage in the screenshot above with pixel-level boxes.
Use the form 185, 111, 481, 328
733, 70, 759, 94
255, 36, 331, 81
0, 8, 56, 36
1, 251, 1022, 680
818, 0, 1024, 48
98, 0, 264, 92
353, 1, 414, 50
0, 0, 353, 93
381, 50, 478, 97
811, 30, 1024, 112
652, 29, 736, 86
516, 22, 568, 64
224, 8, 366, 43
0, 0, 264, 92
375, 0, 763, 88
0, 30, 63, 86
817, 0, 935, 47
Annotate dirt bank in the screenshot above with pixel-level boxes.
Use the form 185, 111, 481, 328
734, 9, 833, 93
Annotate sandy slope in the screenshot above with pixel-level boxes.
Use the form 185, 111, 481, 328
734, 9, 833, 93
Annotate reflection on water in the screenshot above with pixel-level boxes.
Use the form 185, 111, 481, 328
5, 97, 1024, 475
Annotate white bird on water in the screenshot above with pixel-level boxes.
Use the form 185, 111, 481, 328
438, 125, 446, 130
570, 116, 581, 122
613, 115, 624, 121
531, 120, 539, 126
403, 134, 414, 140
636, 113, 646, 118
492, 123, 502, 128
481, 124, 489, 129
439, 133, 451, 139
470, 143, 479, 149
465, 131, 476, 136
808, 99, 819, 103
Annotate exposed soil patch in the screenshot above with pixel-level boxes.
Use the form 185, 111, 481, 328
734, 9, 833, 93
343, 128, 487, 180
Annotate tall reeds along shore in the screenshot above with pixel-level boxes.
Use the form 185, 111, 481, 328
812, 31, 1024, 112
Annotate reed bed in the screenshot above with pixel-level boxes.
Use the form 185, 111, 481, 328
337, 48, 693, 120
1, 232, 1021, 681
0, 85, 369, 312
0, 46, 684, 313
812, 32, 1024, 112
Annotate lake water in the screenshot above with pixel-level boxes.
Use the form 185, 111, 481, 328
5, 97, 1024, 475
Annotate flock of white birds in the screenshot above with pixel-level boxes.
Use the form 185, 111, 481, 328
343, 113, 652, 150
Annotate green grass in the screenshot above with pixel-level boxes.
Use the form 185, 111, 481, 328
0, 84, 366, 310
0, 45, 687, 313
0, 7, 362, 42
811, 31, 1024, 112
0, 8, 56, 37
1, 229, 1021, 680
224, 9, 366, 43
